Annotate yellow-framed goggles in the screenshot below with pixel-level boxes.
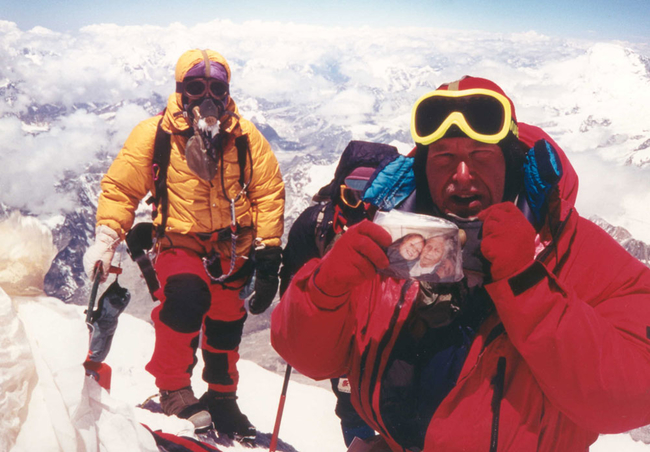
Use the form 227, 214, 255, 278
410, 88, 518, 146
340, 184, 364, 209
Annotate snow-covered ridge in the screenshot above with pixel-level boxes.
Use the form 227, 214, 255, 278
590, 215, 650, 266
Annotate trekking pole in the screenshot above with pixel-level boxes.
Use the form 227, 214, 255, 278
83, 261, 123, 391
269, 364, 292, 452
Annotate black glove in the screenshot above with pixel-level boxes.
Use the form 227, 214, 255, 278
248, 246, 282, 315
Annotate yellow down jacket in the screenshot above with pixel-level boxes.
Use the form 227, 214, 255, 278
96, 49, 285, 256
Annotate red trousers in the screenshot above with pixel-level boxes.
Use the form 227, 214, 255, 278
145, 247, 247, 392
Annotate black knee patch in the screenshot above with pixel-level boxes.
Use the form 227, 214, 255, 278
202, 351, 234, 386
159, 274, 211, 333
204, 315, 246, 351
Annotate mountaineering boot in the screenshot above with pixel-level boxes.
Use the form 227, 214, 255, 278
160, 386, 213, 432
200, 390, 256, 439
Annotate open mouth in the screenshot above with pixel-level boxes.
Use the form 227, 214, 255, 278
450, 194, 481, 206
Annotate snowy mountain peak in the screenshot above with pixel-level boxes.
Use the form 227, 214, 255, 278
590, 215, 650, 267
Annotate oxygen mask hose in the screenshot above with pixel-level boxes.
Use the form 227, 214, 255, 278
185, 105, 220, 181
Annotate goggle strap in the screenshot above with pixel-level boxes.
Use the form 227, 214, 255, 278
176, 51, 214, 92
447, 80, 461, 91
200, 50, 211, 78
510, 120, 518, 137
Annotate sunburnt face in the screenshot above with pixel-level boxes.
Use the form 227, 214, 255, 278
426, 137, 506, 218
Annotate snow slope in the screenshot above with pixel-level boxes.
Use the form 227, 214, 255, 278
0, 212, 347, 452
6, 295, 347, 452
2, 202, 650, 452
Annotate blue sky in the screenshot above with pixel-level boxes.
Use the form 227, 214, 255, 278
1, 0, 648, 43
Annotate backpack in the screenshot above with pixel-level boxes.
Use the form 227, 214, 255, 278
312, 140, 416, 255
279, 140, 415, 294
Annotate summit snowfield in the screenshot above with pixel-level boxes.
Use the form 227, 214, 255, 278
1, 212, 650, 452
0, 213, 345, 452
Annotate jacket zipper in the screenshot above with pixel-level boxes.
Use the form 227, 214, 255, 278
363, 280, 415, 441
490, 356, 507, 452
454, 322, 504, 388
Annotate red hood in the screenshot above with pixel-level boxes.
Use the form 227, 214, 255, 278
435, 76, 518, 124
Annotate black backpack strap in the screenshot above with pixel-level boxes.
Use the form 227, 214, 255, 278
146, 121, 249, 242
314, 202, 329, 257
147, 117, 172, 239
234, 134, 251, 189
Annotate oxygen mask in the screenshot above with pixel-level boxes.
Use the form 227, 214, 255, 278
184, 99, 226, 181
194, 99, 222, 136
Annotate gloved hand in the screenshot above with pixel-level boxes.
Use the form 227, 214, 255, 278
478, 202, 536, 282
314, 220, 392, 296
83, 225, 121, 282
248, 246, 282, 315
523, 139, 563, 227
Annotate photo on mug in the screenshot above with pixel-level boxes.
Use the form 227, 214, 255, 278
373, 210, 463, 283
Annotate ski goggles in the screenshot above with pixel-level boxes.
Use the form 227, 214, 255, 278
178, 78, 229, 100
340, 184, 364, 209
339, 168, 374, 209
410, 88, 518, 145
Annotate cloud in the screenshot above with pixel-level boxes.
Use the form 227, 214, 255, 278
0, 103, 149, 214
570, 151, 650, 243
318, 87, 376, 125
0, 19, 648, 240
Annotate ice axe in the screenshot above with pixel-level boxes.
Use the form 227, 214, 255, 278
269, 364, 292, 452
83, 261, 130, 391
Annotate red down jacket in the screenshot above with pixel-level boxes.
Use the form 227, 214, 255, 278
271, 123, 650, 451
